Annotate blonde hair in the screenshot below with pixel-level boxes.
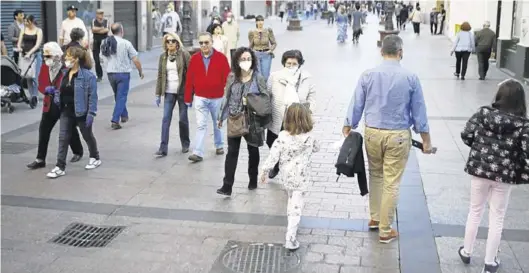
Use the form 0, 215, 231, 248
284, 103, 313, 135
162, 32, 183, 51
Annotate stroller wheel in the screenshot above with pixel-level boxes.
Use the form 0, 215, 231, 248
8, 106, 15, 113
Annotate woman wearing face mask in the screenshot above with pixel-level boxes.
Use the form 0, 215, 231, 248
208, 24, 230, 66
206, 16, 222, 33
27, 42, 84, 170
248, 15, 277, 81
266, 50, 316, 179
216, 47, 269, 196
46, 47, 101, 179
17, 14, 43, 107
154, 32, 191, 156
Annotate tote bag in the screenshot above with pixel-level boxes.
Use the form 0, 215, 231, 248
19, 55, 37, 79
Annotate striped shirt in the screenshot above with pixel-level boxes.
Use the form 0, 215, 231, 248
101, 36, 138, 73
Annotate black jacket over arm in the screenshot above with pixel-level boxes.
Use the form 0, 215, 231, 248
336, 131, 369, 196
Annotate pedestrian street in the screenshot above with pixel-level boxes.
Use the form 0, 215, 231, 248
1, 14, 528, 273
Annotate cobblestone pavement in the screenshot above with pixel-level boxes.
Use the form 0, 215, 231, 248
2, 15, 528, 273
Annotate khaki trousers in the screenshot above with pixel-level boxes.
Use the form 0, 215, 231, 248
364, 127, 411, 237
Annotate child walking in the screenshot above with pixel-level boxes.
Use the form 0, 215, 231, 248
459, 79, 529, 273
260, 103, 320, 251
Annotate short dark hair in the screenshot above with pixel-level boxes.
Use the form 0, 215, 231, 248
70, 27, 85, 42
460, 22, 472, 31
281, 50, 305, 66
492, 79, 527, 117
231, 47, 258, 78
355, 3, 360, 9
255, 15, 264, 21
208, 23, 222, 35
13, 10, 23, 20
24, 14, 37, 25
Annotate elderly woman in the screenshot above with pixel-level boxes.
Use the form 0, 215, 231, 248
248, 15, 277, 81
451, 22, 475, 80
208, 23, 230, 66
266, 50, 316, 179
216, 47, 269, 196
27, 42, 84, 170
154, 33, 191, 156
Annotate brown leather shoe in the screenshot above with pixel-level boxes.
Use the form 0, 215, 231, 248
368, 220, 379, 230
379, 229, 399, 244
216, 148, 224, 155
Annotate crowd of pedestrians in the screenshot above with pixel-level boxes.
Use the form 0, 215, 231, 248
4, 5, 527, 272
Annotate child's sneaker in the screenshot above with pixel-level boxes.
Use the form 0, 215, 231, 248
483, 257, 500, 273
285, 238, 300, 251
458, 246, 471, 264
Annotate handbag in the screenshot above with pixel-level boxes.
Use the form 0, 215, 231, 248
19, 54, 37, 79
227, 96, 249, 138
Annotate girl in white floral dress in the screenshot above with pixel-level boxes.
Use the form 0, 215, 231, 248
260, 103, 320, 250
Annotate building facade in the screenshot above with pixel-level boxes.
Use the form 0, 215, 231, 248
419, 0, 528, 83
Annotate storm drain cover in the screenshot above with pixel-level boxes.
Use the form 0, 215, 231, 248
49, 222, 125, 248
212, 241, 301, 273
1, 142, 38, 155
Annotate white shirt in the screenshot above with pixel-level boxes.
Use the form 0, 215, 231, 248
166, 60, 179, 93
60, 17, 88, 45
161, 12, 181, 33
411, 10, 422, 23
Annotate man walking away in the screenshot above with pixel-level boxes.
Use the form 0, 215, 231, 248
343, 35, 434, 244
92, 9, 109, 82
430, 7, 438, 35
59, 5, 88, 48
394, 4, 402, 29
399, 6, 408, 30
184, 32, 230, 163
437, 4, 446, 35
100, 23, 144, 130
328, 4, 336, 25
7, 9, 24, 64
475, 21, 496, 80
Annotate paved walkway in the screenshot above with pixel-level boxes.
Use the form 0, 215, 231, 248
1, 15, 528, 273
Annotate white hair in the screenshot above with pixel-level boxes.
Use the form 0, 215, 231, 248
43, 42, 63, 57
483, 21, 491, 28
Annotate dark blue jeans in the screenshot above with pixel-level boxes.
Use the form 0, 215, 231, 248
159, 93, 190, 153
108, 73, 130, 123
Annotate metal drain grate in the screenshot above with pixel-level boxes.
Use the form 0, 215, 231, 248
1, 142, 38, 155
49, 222, 125, 248
214, 241, 301, 273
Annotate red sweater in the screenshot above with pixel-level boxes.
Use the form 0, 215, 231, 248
184, 49, 230, 103
37, 64, 65, 113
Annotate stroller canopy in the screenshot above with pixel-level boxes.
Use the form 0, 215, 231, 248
1, 56, 21, 75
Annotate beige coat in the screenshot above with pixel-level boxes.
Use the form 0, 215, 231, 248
267, 69, 316, 135
222, 21, 240, 50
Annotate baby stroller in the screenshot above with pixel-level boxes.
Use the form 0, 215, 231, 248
1, 55, 35, 113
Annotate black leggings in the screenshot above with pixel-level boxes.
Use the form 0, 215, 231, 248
266, 129, 281, 174
223, 136, 260, 188
455, 51, 471, 77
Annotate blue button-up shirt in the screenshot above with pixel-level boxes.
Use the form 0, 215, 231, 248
202, 51, 212, 73
344, 60, 429, 133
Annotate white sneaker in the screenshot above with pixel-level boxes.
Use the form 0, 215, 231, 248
85, 158, 101, 170
46, 167, 66, 178
284, 238, 300, 251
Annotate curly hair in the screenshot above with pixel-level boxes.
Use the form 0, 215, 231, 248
231, 47, 258, 79
208, 23, 223, 35
70, 27, 85, 42
460, 22, 472, 31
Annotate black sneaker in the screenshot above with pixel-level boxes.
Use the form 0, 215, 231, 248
454, 72, 460, 78
27, 160, 46, 170
216, 185, 232, 196
154, 150, 167, 157
70, 154, 83, 163
483, 258, 500, 273
248, 182, 257, 190
268, 168, 279, 179
181, 147, 190, 154
188, 154, 203, 162
111, 122, 122, 130
458, 246, 471, 264
121, 116, 129, 123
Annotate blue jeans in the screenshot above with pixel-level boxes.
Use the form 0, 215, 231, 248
107, 73, 130, 123
193, 96, 223, 157
160, 93, 190, 153
27, 52, 42, 98
255, 51, 272, 81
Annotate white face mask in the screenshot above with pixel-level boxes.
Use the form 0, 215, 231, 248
286, 66, 299, 75
239, 61, 251, 72
227, 17, 233, 23
45, 59, 54, 67
64, 60, 75, 68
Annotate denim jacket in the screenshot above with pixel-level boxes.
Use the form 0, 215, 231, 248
70, 68, 98, 117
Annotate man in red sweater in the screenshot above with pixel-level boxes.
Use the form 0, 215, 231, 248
184, 32, 230, 162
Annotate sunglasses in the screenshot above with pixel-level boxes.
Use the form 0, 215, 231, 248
198, 41, 210, 46
43, 55, 53, 59
166, 39, 177, 44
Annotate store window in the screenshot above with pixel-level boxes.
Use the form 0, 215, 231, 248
512, 0, 522, 41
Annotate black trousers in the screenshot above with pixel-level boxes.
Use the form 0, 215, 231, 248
352, 29, 362, 41
438, 20, 444, 34
477, 51, 492, 78
266, 129, 281, 174
396, 16, 402, 29
56, 106, 99, 170
223, 136, 260, 188
430, 22, 438, 34
413, 22, 420, 34
93, 39, 103, 79
13, 51, 19, 65
37, 101, 83, 161
455, 51, 471, 77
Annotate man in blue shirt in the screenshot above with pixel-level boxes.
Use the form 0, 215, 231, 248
343, 35, 433, 244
